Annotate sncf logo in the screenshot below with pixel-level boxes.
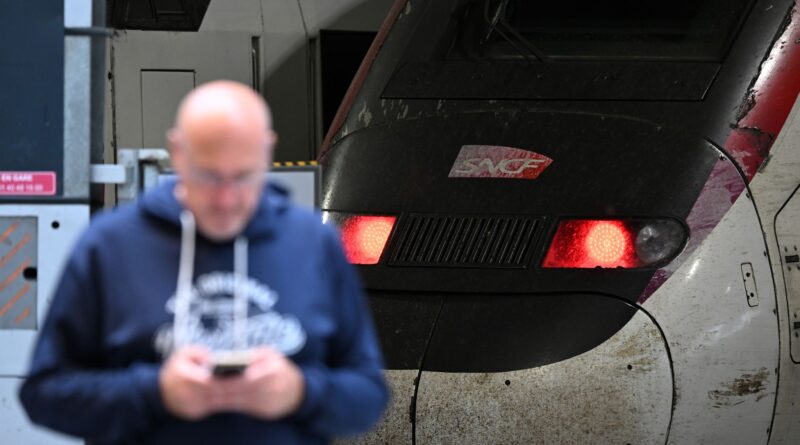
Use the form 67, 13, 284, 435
448, 145, 553, 179
456, 158, 546, 176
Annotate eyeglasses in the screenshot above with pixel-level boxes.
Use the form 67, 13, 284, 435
184, 164, 266, 190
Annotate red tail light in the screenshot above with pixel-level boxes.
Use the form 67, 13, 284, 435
324, 213, 396, 264
585, 221, 629, 265
542, 219, 685, 269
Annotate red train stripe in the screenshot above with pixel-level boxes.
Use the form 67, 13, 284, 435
725, 2, 800, 180
319, 0, 410, 158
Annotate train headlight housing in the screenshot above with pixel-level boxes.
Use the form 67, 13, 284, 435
322, 212, 396, 265
634, 220, 685, 265
542, 219, 685, 269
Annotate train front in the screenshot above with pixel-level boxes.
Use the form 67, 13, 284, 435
321, 0, 794, 442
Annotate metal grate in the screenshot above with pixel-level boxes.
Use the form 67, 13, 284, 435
387, 215, 539, 267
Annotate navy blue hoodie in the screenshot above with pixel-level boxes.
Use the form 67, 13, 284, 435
19, 179, 389, 444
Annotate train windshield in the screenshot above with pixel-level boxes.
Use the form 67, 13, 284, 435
450, 0, 754, 62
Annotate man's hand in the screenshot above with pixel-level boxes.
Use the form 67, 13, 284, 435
220, 347, 305, 420
159, 347, 230, 420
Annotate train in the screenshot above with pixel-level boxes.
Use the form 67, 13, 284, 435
320, 0, 800, 442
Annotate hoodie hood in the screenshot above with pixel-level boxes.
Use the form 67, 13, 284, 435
139, 178, 292, 240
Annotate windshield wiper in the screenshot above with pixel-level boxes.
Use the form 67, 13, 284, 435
482, 0, 548, 64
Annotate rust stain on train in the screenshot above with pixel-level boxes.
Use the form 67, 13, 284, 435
708, 368, 770, 408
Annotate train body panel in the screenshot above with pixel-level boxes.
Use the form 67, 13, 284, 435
340, 370, 417, 444
749, 91, 800, 443
415, 311, 672, 444
645, 188, 779, 443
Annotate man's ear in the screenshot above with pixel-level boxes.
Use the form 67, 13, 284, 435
264, 130, 277, 167
266, 130, 278, 147
167, 128, 184, 171
264, 130, 278, 169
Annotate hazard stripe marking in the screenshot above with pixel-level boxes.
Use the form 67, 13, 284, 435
0, 258, 31, 294
0, 281, 31, 318
14, 307, 30, 324
0, 223, 19, 244
0, 233, 31, 269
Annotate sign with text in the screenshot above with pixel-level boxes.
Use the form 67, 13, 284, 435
0, 172, 56, 196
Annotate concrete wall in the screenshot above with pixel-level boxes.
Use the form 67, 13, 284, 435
105, 0, 394, 172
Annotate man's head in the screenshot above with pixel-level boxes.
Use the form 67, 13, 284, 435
168, 80, 276, 241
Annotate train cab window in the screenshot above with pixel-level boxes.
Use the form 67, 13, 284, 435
383, 0, 755, 101
450, 0, 754, 62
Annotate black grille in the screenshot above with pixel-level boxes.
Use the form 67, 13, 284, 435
387, 215, 540, 267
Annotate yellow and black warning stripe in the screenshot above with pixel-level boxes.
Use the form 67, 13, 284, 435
272, 161, 319, 168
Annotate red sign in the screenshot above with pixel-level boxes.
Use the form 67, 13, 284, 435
0, 172, 56, 196
448, 145, 553, 179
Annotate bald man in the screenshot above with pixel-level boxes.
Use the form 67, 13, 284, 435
19, 81, 389, 444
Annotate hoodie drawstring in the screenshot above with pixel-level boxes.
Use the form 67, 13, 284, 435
233, 237, 249, 351
174, 210, 196, 348
174, 210, 249, 351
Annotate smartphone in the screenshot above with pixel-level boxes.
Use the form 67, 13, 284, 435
211, 350, 252, 377
212, 361, 248, 377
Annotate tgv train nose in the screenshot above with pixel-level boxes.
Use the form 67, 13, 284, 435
415, 312, 671, 443
367, 297, 673, 443
357, 294, 672, 444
